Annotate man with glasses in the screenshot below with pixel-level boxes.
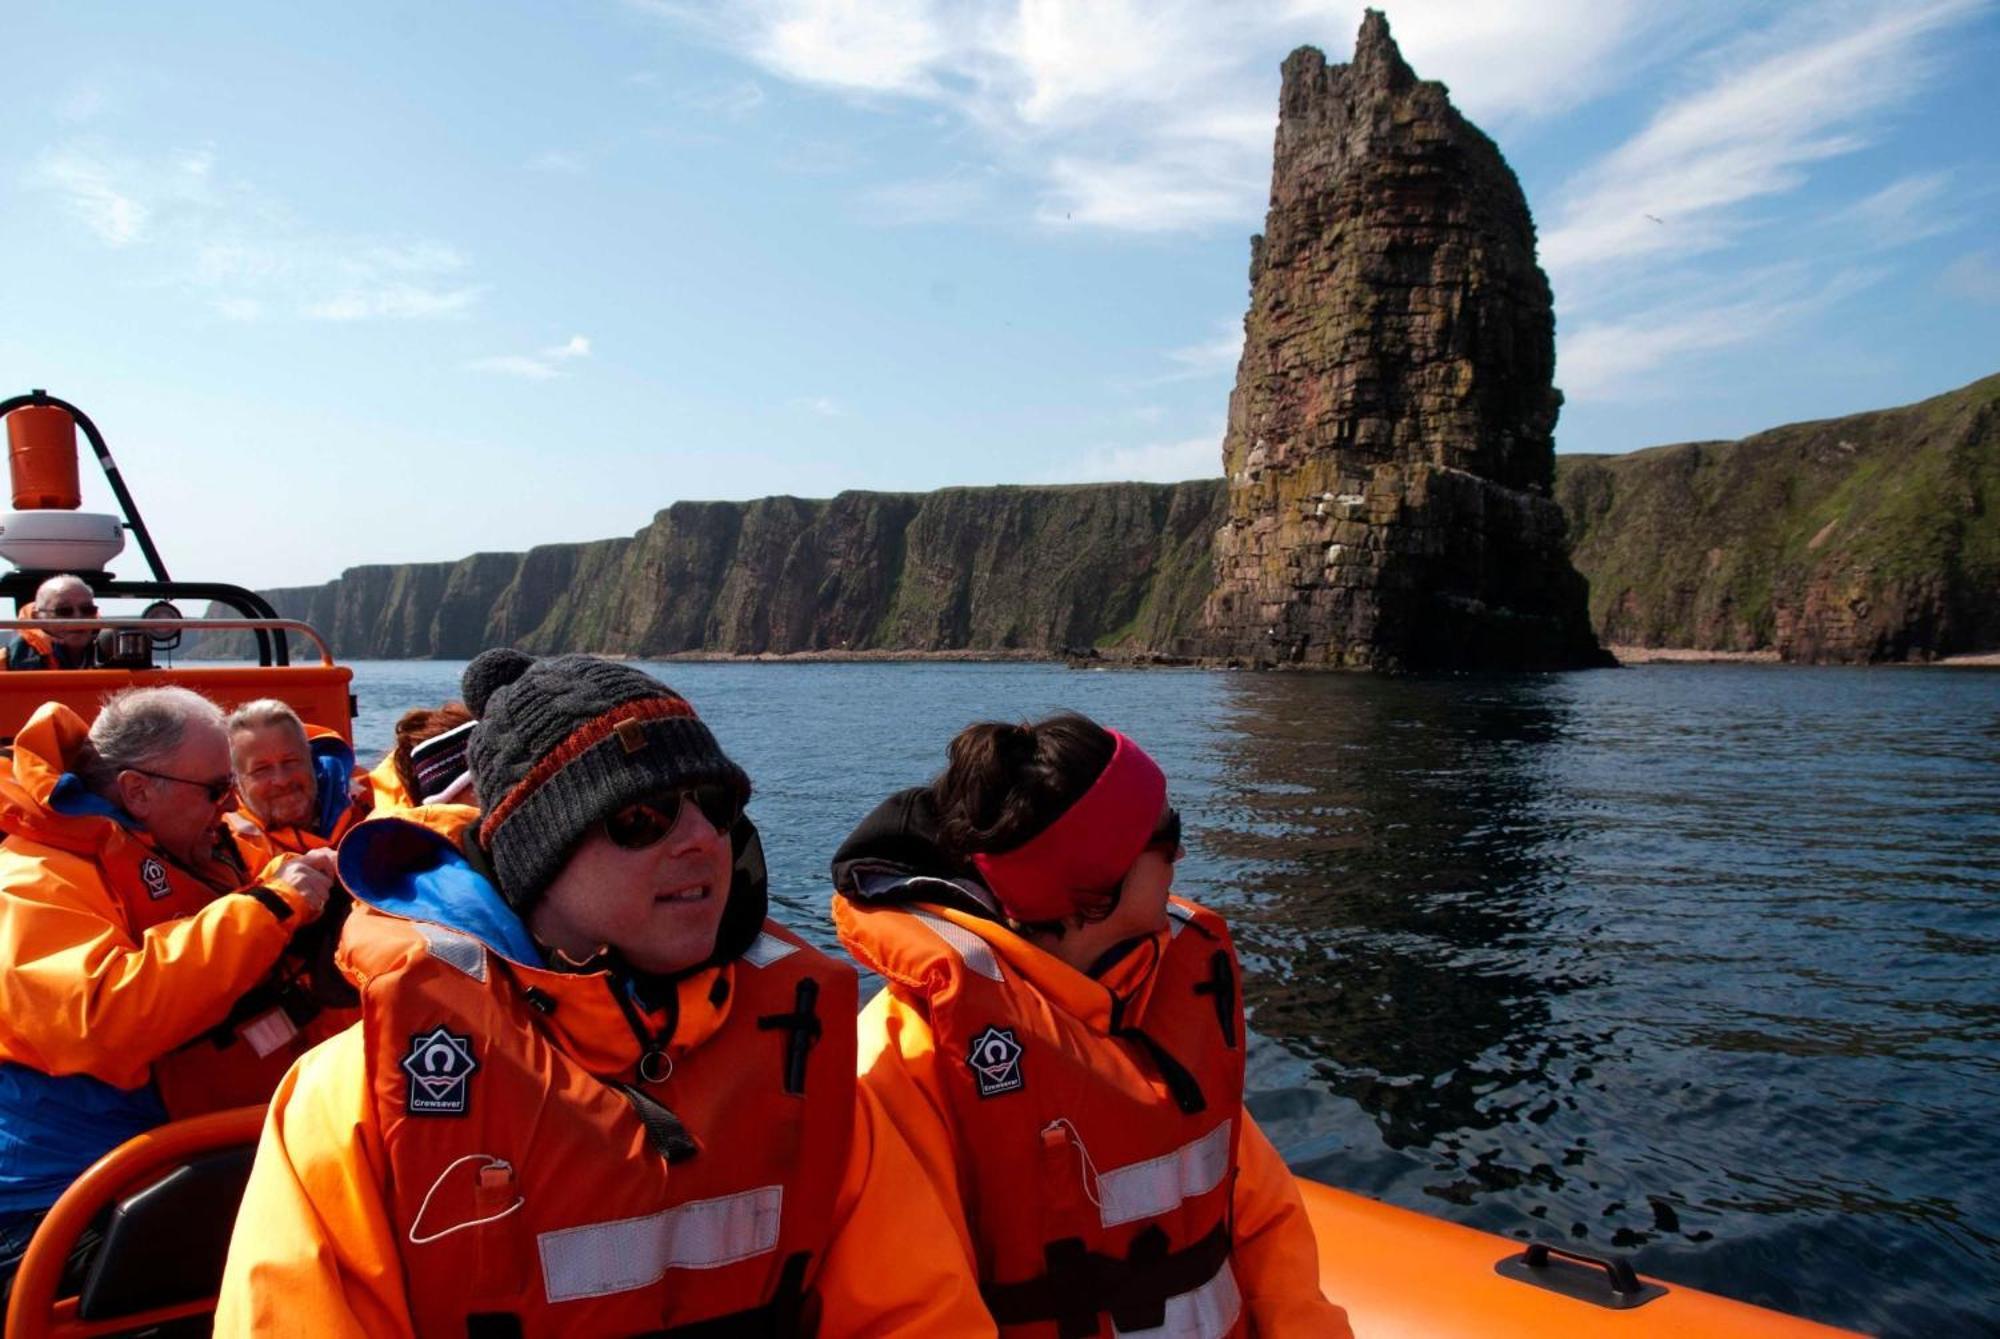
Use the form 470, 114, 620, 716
0, 686, 335, 1302
218, 650, 993, 1336
5, 573, 102, 670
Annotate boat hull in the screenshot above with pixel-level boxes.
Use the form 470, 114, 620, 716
1301, 1180, 1866, 1337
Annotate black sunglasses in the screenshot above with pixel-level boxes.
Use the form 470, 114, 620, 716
602, 784, 742, 850
128, 766, 235, 805
1148, 806, 1182, 854
44, 603, 97, 618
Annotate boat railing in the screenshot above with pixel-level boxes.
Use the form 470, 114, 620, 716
0, 617, 335, 666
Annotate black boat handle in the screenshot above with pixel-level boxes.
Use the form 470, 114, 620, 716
1523, 1242, 1642, 1295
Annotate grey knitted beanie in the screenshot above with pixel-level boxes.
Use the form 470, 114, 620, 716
462, 649, 750, 909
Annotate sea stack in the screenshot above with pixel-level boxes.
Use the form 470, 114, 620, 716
1201, 10, 1608, 670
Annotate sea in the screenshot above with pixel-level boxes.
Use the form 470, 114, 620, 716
345, 659, 2000, 1339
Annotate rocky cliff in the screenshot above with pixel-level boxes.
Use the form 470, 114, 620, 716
1556, 373, 2000, 663
1200, 12, 1606, 670
189, 376, 1996, 666
194, 482, 1225, 661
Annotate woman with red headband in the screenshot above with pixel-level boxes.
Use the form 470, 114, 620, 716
832, 712, 1349, 1338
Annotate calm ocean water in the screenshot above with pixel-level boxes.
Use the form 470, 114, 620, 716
347, 660, 2000, 1338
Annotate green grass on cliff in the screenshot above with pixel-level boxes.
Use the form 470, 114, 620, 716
1556, 372, 1999, 659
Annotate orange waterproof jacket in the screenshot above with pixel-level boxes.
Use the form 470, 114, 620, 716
216, 807, 997, 1338
364, 752, 416, 813
835, 893, 1350, 1339
0, 703, 325, 1209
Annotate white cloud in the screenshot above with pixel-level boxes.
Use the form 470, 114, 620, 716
1940, 250, 2000, 305
30, 150, 152, 245
799, 395, 844, 417
750, 0, 952, 96
1539, 1, 1983, 408
309, 286, 485, 322
1162, 322, 1244, 380
26, 143, 485, 323
1559, 266, 1883, 400
465, 334, 594, 380
650, 1, 1708, 235
1837, 170, 1965, 248
1543, 0, 1982, 292
1044, 425, 1222, 483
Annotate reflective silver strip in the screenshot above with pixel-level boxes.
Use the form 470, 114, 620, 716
909, 910, 1003, 983
538, 1185, 784, 1303
1097, 1122, 1232, 1228
416, 923, 486, 982
1166, 903, 1195, 939
1113, 1259, 1241, 1338
740, 932, 798, 968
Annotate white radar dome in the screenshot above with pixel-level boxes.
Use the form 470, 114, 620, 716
0, 511, 126, 573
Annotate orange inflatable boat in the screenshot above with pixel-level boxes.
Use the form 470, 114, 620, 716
5, 1130, 1869, 1338
1300, 1179, 1863, 1336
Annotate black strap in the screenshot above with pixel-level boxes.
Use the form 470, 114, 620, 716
1114, 1027, 1207, 1115
606, 970, 678, 1084
465, 1315, 523, 1339
981, 1221, 1232, 1337
756, 979, 823, 1096
613, 1081, 700, 1164
246, 884, 294, 921
636, 1250, 817, 1337
1191, 951, 1238, 1049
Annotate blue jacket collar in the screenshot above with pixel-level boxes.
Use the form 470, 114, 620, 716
47, 773, 140, 830
338, 816, 544, 968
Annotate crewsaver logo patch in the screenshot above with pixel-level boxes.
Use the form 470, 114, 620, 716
401, 1026, 478, 1116
139, 858, 171, 900
967, 1025, 1025, 1098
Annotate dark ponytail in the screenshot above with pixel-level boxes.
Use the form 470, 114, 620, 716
933, 714, 1121, 932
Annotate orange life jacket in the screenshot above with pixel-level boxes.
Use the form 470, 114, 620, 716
1, 625, 92, 671
338, 899, 858, 1336
837, 896, 1249, 1339
364, 751, 417, 812
0, 704, 319, 1116
223, 803, 361, 867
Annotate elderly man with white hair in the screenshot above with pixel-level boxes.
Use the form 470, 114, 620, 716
4, 573, 101, 670
0, 685, 335, 1303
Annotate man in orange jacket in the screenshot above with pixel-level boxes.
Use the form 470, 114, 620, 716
0, 686, 334, 1299
224, 698, 369, 869
217, 650, 994, 1337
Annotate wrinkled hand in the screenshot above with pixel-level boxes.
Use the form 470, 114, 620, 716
268, 848, 337, 924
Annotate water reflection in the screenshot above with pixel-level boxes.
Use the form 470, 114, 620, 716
1202, 676, 1608, 1163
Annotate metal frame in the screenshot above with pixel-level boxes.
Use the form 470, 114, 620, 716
0, 574, 294, 666
0, 390, 169, 581
0, 617, 333, 666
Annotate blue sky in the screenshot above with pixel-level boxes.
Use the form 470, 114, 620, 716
4, 1, 1996, 589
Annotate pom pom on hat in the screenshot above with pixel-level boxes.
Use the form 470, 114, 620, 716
462, 647, 535, 717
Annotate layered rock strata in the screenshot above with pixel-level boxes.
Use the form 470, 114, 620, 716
1201, 11, 1606, 669
187, 374, 1997, 666
193, 482, 1224, 660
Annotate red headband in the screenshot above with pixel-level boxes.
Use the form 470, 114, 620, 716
971, 730, 1167, 922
